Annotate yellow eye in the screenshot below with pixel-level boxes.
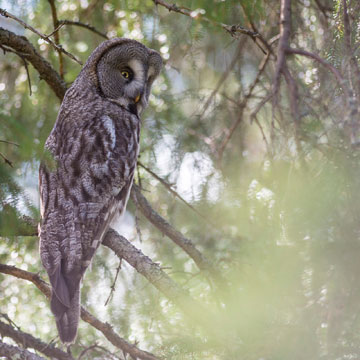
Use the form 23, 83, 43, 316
121, 70, 129, 79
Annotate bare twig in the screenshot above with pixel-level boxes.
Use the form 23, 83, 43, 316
57, 20, 108, 39
22, 54, 32, 95
78, 344, 99, 360
0, 264, 159, 360
286, 47, 348, 100
130, 185, 229, 291
0, 340, 46, 360
134, 206, 143, 243
138, 161, 209, 224
0, 320, 73, 360
45, 22, 66, 39
152, 0, 259, 41
0, 27, 67, 100
217, 51, 271, 161
250, 93, 273, 123
0, 8, 82, 65
0, 151, 13, 167
104, 259, 122, 306
0, 44, 32, 95
103, 229, 224, 337
217, 106, 245, 161
48, 0, 64, 78
253, 115, 270, 152
78, 344, 120, 360
0, 139, 19, 146
198, 39, 245, 119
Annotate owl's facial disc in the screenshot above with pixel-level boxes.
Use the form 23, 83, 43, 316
96, 41, 162, 115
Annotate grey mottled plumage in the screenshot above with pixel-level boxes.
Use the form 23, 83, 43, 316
39, 38, 162, 344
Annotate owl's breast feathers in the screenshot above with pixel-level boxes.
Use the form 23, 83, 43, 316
39, 85, 140, 342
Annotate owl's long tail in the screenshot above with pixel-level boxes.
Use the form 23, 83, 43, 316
49, 264, 81, 344
52, 288, 80, 344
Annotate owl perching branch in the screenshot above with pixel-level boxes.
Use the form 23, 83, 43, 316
0, 264, 159, 360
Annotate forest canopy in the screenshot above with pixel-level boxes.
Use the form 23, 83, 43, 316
1, 0, 360, 359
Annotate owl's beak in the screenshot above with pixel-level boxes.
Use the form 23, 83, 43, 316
134, 94, 141, 103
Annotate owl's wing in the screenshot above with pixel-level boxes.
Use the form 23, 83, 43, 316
40, 111, 138, 341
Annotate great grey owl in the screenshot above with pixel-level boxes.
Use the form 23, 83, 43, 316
39, 38, 162, 343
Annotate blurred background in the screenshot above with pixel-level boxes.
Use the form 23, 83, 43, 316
1, 0, 360, 359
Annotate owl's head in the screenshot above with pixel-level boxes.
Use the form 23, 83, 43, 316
83, 38, 162, 115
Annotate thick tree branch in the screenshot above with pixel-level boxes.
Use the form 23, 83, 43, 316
0, 320, 73, 360
130, 184, 226, 288
0, 264, 159, 360
0, 27, 66, 100
0, 340, 46, 360
48, 0, 64, 78
103, 229, 221, 334
0, 8, 82, 65
2, 210, 226, 333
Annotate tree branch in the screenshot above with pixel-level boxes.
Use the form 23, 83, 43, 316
0, 8, 82, 65
0, 43, 33, 95
0, 264, 159, 360
273, 0, 292, 105
286, 47, 349, 100
152, 0, 259, 39
57, 20, 108, 39
198, 39, 245, 119
0, 340, 46, 360
342, 0, 360, 98
0, 151, 13, 167
103, 229, 221, 334
137, 161, 209, 223
0, 27, 67, 100
48, 0, 64, 78
217, 51, 271, 161
130, 184, 226, 288
0, 320, 73, 360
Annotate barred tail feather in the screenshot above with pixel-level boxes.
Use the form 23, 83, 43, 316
48, 262, 82, 344
51, 285, 81, 344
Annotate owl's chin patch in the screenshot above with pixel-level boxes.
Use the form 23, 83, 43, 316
137, 103, 143, 115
